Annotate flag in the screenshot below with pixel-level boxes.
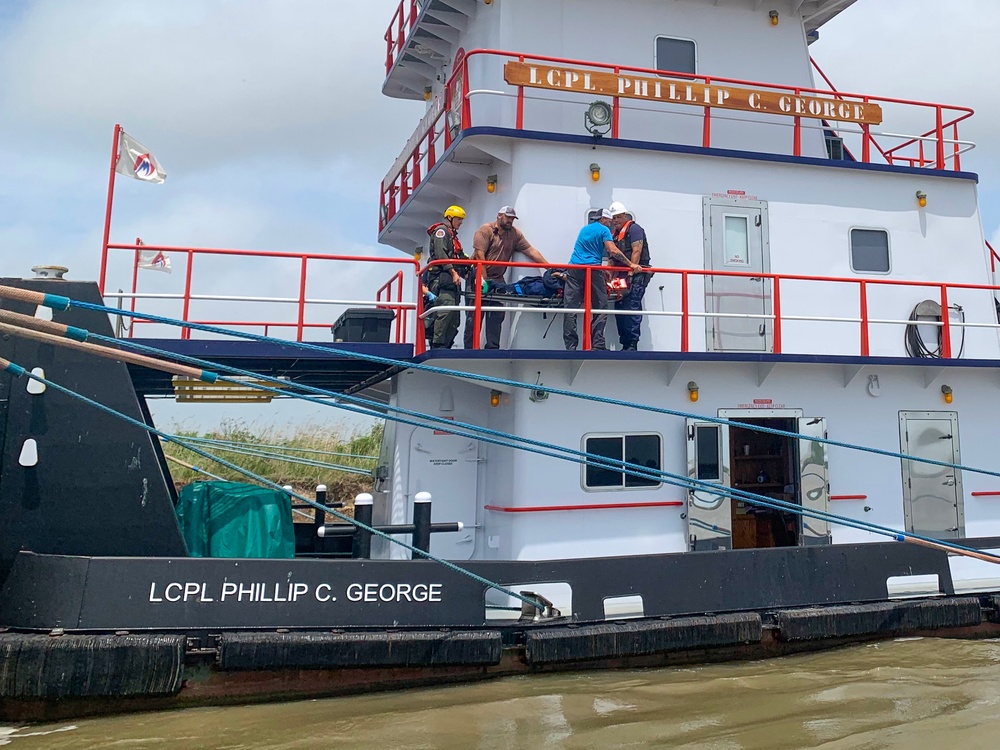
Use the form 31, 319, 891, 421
115, 130, 167, 183
137, 249, 171, 273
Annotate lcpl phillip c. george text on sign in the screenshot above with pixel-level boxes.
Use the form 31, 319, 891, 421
504, 62, 884, 126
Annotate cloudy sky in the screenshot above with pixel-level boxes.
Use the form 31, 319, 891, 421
0, 0, 997, 431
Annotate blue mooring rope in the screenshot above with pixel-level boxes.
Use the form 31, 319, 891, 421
0, 358, 546, 609
59, 295, 1000, 483
88, 329, 1000, 563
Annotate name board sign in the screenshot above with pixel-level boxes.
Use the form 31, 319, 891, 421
504, 62, 883, 126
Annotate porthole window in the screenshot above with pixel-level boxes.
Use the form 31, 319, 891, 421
583, 434, 662, 490
655, 37, 697, 76
850, 229, 891, 274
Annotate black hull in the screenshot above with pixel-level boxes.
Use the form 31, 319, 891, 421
2, 543, 1000, 721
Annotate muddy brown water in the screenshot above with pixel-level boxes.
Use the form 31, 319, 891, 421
5, 638, 1000, 749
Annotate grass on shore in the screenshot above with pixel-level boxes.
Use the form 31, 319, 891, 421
161, 420, 382, 508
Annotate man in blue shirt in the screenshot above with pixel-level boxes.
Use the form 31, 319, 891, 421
563, 209, 640, 350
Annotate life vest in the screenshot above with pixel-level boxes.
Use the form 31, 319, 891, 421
427, 222, 465, 258
614, 220, 651, 267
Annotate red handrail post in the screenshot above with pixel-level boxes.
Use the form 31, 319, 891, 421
414, 268, 426, 355
583, 267, 593, 351
859, 281, 870, 356
612, 67, 620, 139
701, 77, 711, 148
953, 123, 961, 172
395, 271, 405, 344
396, 5, 404, 57
935, 107, 946, 170
461, 58, 472, 129
680, 271, 689, 353
472, 262, 484, 350
129, 237, 141, 339
862, 122, 871, 164
296, 256, 308, 342
181, 250, 194, 340
408, 0, 417, 31
771, 277, 782, 354
516, 55, 525, 129
793, 115, 801, 157
99, 123, 122, 297
939, 285, 952, 358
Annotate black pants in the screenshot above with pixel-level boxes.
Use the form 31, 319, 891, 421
464, 308, 504, 349
563, 267, 607, 350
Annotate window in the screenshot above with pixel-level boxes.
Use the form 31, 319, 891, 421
584, 434, 662, 489
850, 229, 891, 274
695, 425, 721, 481
723, 215, 751, 267
655, 37, 697, 76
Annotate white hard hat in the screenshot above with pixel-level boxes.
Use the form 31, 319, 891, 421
608, 201, 630, 217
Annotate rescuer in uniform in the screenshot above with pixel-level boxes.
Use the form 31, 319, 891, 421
563, 209, 640, 351
426, 205, 468, 349
609, 201, 652, 351
465, 205, 550, 349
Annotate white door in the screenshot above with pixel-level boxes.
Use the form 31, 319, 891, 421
685, 420, 732, 550
407, 428, 478, 559
798, 417, 831, 545
899, 412, 964, 540
704, 198, 772, 352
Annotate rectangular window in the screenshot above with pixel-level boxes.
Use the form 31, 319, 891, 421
655, 37, 697, 76
695, 425, 721, 481
584, 434, 662, 489
723, 215, 751, 267
850, 229, 891, 274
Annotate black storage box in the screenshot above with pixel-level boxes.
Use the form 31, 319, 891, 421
331, 308, 395, 343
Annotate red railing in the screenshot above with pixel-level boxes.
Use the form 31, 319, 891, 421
104, 243, 419, 343
384, 0, 419, 76
988, 240, 1000, 274
376, 270, 407, 343
381, 49, 975, 231
420, 257, 1000, 358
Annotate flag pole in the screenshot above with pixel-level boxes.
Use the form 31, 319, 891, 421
99, 124, 122, 296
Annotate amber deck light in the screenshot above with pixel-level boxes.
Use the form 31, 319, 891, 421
941, 384, 953, 404
769, 10, 779, 25
590, 163, 601, 182
917, 190, 928, 208
486, 174, 497, 193
490, 389, 502, 407
687, 381, 700, 403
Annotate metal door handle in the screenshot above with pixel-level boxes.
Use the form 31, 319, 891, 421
750, 277, 763, 282
758, 324, 766, 337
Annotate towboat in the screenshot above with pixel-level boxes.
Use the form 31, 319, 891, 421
4, 0, 1000, 722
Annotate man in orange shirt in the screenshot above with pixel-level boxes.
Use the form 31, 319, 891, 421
465, 206, 549, 349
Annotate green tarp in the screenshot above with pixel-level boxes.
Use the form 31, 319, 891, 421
175, 481, 295, 559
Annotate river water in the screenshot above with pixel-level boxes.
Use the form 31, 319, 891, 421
5, 638, 1000, 749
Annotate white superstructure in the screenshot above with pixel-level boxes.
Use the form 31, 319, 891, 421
371, 0, 999, 590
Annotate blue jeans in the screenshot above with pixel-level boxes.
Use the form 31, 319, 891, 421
615, 272, 650, 348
